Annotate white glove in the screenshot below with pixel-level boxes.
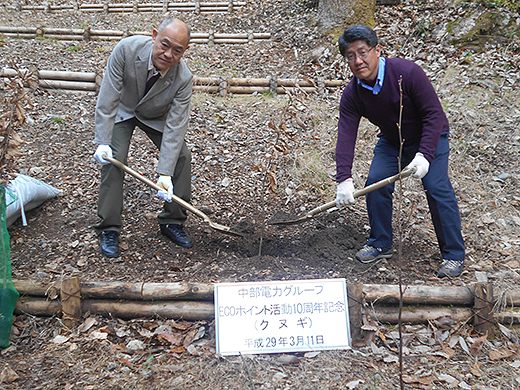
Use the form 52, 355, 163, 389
408, 152, 430, 179
93, 144, 112, 165
156, 175, 173, 203
335, 178, 355, 208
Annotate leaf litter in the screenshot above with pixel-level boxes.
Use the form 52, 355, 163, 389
1, 0, 520, 388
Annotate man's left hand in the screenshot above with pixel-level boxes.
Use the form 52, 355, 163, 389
409, 152, 430, 179
156, 175, 173, 202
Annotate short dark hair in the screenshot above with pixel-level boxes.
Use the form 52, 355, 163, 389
338, 25, 378, 57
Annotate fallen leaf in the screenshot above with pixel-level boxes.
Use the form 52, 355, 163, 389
346, 379, 364, 389
470, 334, 488, 356
157, 332, 182, 346
51, 335, 70, 344
402, 375, 432, 386
469, 362, 483, 377
0, 364, 19, 383
168, 346, 187, 354
77, 317, 98, 334
489, 349, 515, 360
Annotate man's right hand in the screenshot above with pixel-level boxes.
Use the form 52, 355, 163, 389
94, 144, 112, 165
335, 178, 355, 208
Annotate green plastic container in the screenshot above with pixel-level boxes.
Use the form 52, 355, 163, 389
0, 185, 19, 348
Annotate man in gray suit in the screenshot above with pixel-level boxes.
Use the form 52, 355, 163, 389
93, 18, 193, 258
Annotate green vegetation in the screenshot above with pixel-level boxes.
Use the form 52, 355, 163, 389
65, 45, 81, 52
460, 0, 519, 10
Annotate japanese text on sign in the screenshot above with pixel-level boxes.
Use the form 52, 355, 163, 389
215, 279, 351, 355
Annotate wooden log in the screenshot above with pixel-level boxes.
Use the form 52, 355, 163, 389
324, 80, 344, 87
0, 27, 38, 33
14, 280, 214, 301
38, 80, 97, 91
214, 39, 247, 44
1, 33, 38, 39
347, 283, 363, 340
42, 35, 83, 41
38, 70, 97, 81
90, 36, 124, 41
15, 296, 512, 326
13, 279, 60, 298
16, 297, 214, 321
229, 86, 270, 94
192, 86, 219, 93
278, 79, 315, 87
12, 279, 520, 308
90, 29, 124, 36
83, 300, 215, 320
367, 306, 473, 325
474, 283, 494, 335
15, 297, 62, 317
363, 284, 475, 306
43, 28, 85, 34
252, 33, 271, 39
495, 310, 520, 325
214, 33, 248, 39
228, 77, 270, 86
191, 33, 210, 38
61, 277, 81, 328
193, 76, 219, 85
81, 281, 214, 300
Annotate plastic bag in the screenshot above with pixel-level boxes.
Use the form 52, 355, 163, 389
0, 185, 19, 348
5, 174, 62, 228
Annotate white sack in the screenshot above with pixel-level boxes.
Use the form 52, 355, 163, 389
5, 174, 63, 228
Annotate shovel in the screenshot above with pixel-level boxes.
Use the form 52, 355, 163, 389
268, 166, 416, 226
101, 154, 243, 237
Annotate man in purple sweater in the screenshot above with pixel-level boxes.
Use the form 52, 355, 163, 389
335, 25, 465, 278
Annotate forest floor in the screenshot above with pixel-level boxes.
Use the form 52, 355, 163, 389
1, 0, 520, 388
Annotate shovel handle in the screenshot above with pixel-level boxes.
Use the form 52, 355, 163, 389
305, 166, 416, 218
101, 154, 210, 222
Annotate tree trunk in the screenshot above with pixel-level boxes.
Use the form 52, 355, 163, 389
317, 0, 376, 34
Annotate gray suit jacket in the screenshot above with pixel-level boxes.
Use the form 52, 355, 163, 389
94, 35, 193, 175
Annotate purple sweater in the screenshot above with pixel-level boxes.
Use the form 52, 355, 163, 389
336, 58, 449, 182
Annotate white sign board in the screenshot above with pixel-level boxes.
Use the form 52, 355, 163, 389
215, 279, 351, 355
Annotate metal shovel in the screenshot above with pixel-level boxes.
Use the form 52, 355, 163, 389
101, 154, 243, 237
268, 166, 416, 226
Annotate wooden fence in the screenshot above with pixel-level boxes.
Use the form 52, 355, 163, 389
0, 26, 271, 44
6, 1, 246, 14
13, 278, 514, 337
0, 68, 345, 95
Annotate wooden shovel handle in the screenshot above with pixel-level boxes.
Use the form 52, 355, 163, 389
101, 154, 210, 222
306, 166, 416, 218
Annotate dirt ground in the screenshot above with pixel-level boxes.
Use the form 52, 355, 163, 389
1, 0, 520, 388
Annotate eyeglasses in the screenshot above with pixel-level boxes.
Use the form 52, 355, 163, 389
345, 47, 373, 63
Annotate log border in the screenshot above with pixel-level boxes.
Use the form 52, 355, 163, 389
13, 279, 518, 333
0, 26, 271, 44
6, 1, 247, 14
0, 68, 345, 95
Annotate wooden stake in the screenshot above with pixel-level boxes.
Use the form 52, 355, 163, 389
474, 282, 494, 335
61, 277, 81, 329
347, 282, 363, 340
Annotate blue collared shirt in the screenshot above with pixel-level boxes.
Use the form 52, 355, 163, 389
357, 57, 386, 95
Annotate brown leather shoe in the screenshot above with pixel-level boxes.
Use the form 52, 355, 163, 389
160, 224, 193, 248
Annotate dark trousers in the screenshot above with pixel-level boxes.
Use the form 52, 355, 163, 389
94, 118, 191, 234
365, 133, 465, 261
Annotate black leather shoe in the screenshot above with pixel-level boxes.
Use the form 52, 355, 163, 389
100, 230, 120, 258
160, 224, 193, 248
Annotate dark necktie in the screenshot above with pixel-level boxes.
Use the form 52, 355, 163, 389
144, 73, 160, 95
